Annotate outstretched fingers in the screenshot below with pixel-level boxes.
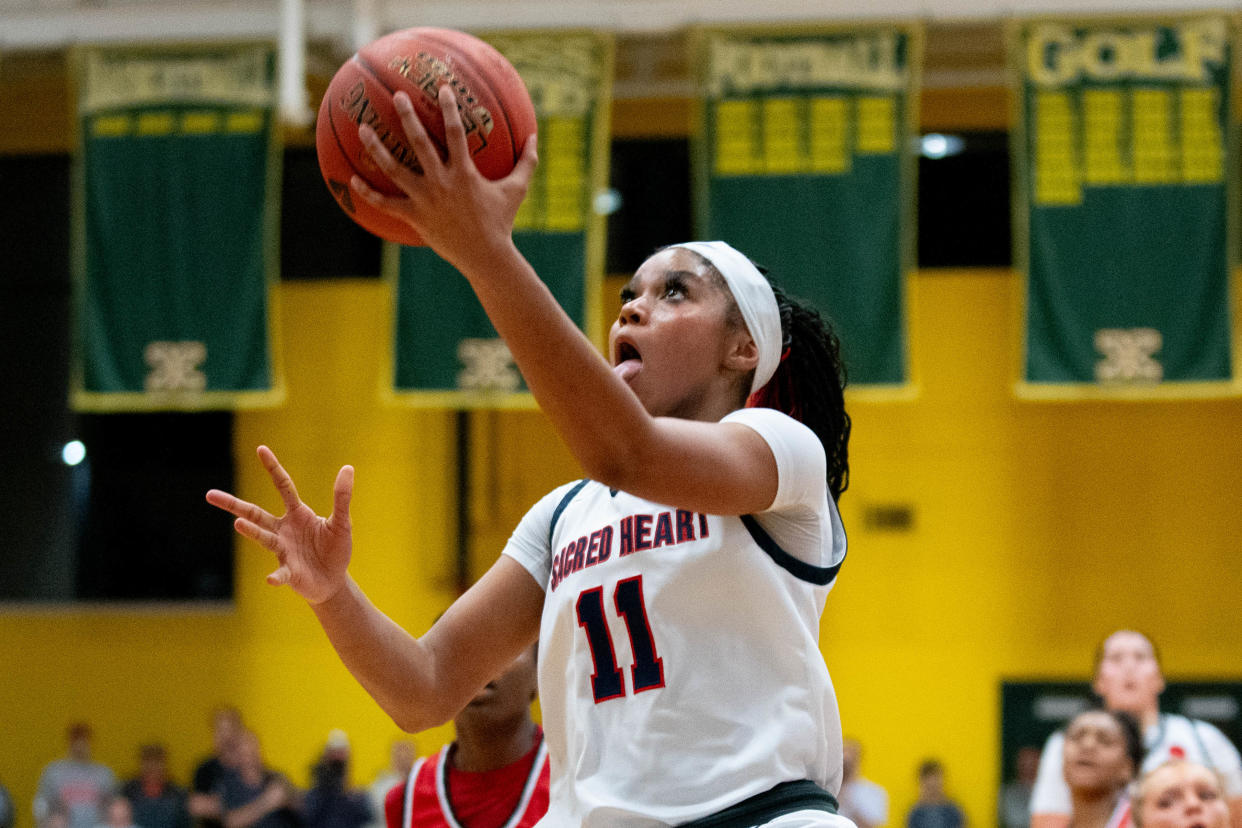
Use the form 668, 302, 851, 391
330, 465, 354, 525
256, 445, 303, 513
205, 488, 278, 533
267, 563, 292, 587
232, 516, 281, 552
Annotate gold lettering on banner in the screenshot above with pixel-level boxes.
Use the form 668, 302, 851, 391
1094, 328, 1163, 382
144, 341, 208, 392
457, 339, 520, 392
486, 33, 606, 232
1026, 19, 1227, 88
706, 31, 907, 96
486, 34, 602, 117
81, 48, 273, 114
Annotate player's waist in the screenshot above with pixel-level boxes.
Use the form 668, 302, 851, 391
679, 780, 839, 827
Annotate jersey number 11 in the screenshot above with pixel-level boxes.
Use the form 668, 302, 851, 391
575, 575, 666, 703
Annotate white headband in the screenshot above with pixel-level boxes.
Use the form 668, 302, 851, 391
673, 241, 781, 395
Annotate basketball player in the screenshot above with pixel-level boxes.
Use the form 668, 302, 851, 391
384, 646, 547, 828
1131, 759, 1232, 828
207, 84, 854, 826
1060, 708, 1144, 828
1031, 631, 1242, 828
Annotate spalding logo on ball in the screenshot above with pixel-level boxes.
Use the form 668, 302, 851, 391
316, 27, 537, 246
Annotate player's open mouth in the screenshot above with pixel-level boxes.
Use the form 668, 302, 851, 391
614, 341, 642, 381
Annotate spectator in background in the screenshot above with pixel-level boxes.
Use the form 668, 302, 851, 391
34, 722, 118, 828
364, 741, 414, 828
216, 730, 301, 828
1031, 631, 1242, 828
122, 744, 190, 828
1061, 708, 1144, 828
0, 776, 15, 828
839, 737, 889, 828
98, 796, 138, 828
1131, 759, 1231, 828
907, 759, 966, 828
1000, 746, 1041, 828
302, 731, 371, 828
190, 707, 245, 828
384, 646, 548, 828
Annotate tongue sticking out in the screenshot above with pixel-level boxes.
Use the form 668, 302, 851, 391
614, 359, 642, 382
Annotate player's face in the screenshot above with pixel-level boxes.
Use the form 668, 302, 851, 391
462, 647, 537, 724
1062, 711, 1133, 794
1094, 631, 1164, 713
609, 248, 747, 419
1138, 763, 1230, 828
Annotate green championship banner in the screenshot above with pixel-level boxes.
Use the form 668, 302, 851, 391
387, 31, 613, 407
693, 24, 921, 394
1012, 16, 1241, 398
71, 43, 283, 411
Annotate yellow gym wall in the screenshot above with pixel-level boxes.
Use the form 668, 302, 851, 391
3, 270, 1240, 827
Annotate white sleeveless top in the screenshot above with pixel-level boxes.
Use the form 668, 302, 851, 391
502, 408, 848, 826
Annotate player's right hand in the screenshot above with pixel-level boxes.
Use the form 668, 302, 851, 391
206, 445, 354, 605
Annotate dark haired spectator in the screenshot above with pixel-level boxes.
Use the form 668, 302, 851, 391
1032, 631, 1242, 828
34, 723, 118, 828
190, 707, 244, 828
907, 759, 965, 828
122, 744, 190, 828
216, 730, 301, 828
1000, 746, 1041, 828
303, 731, 371, 828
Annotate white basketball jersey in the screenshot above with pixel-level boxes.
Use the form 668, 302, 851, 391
503, 408, 848, 827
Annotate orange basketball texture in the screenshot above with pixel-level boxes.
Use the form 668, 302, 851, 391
315, 27, 537, 246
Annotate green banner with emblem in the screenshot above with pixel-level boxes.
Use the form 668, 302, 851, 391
1012, 16, 1241, 398
693, 24, 921, 394
388, 30, 613, 407
70, 43, 283, 411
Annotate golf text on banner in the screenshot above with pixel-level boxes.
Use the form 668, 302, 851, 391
1011, 15, 1241, 399
71, 43, 283, 411
388, 30, 613, 407
693, 23, 922, 395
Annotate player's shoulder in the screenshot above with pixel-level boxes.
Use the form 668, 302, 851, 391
722, 406, 812, 436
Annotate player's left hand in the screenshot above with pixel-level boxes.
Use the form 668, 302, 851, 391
205, 445, 354, 605
350, 83, 538, 274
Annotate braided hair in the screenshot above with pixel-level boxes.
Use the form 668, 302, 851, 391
746, 276, 851, 503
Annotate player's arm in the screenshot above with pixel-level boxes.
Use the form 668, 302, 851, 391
207, 447, 542, 733
310, 556, 542, 732
352, 86, 779, 517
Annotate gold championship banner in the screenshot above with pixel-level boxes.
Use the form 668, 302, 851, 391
71, 43, 284, 411
1011, 15, 1241, 399
386, 31, 613, 407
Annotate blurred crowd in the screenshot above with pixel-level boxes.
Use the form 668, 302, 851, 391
13, 709, 412, 828
4, 630, 1239, 828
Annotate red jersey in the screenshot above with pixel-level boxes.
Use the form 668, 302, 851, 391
384, 730, 549, 828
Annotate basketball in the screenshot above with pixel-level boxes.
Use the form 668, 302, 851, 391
315, 27, 537, 246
